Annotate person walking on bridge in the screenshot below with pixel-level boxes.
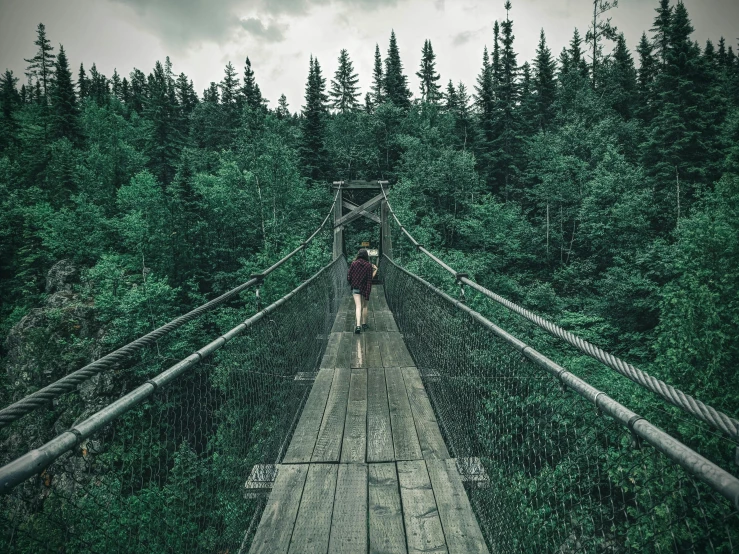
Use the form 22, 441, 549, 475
347, 248, 377, 334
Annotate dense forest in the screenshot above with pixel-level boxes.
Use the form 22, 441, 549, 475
2, 0, 738, 419
1, 0, 739, 550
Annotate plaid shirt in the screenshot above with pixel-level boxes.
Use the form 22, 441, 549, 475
347, 258, 373, 300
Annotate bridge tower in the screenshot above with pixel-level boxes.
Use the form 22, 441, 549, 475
332, 180, 392, 261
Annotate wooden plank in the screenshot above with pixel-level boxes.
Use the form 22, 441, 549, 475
335, 331, 353, 369
365, 332, 383, 368
341, 368, 368, 463
397, 460, 448, 554
331, 297, 353, 333
375, 288, 390, 311
250, 464, 309, 554
367, 367, 394, 462
368, 463, 407, 554
425, 458, 489, 554
335, 193, 384, 227
283, 369, 334, 463
351, 331, 366, 369
343, 199, 382, 224
288, 464, 338, 554
402, 367, 450, 460
386, 368, 423, 461
386, 332, 414, 367
312, 367, 351, 462
320, 332, 341, 369
329, 463, 368, 553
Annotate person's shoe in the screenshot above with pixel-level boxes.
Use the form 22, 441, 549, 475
362, 323, 369, 331
355, 326, 361, 334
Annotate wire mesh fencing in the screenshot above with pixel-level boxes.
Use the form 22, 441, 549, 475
381, 256, 739, 553
0, 257, 348, 554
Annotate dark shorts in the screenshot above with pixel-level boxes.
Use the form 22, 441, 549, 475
352, 288, 361, 295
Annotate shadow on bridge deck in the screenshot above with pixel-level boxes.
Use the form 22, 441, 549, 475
249, 286, 489, 554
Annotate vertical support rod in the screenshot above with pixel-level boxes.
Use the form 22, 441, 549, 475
381, 200, 393, 260
333, 187, 344, 260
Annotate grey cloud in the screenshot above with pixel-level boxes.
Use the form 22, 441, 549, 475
241, 17, 288, 42
452, 26, 487, 46
110, 0, 403, 49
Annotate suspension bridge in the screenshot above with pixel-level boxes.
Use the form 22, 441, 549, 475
1, 180, 738, 553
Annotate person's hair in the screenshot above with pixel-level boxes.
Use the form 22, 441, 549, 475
356, 248, 369, 261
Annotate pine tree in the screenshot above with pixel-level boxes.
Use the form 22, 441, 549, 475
474, 46, 495, 175
220, 62, 239, 108
586, 0, 619, 88
120, 77, 131, 106
276, 94, 290, 119
445, 80, 457, 111
651, 0, 672, 68
371, 44, 384, 105
0, 69, 20, 149
384, 30, 412, 107
518, 62, 536, 137
203, 82, 219, 103
175, 72, 198, 115
533, 29, 556, 130
301, 56, 329, 182
636, 32, 657, 122
455, 81, 473, 149
329, 49, 361, 113
49, 44, 80, 142
78, 63, 89, 100
717, 37, 727, 67
129, 68, 147, 113
568, 28, 589, 79
24, 23, 56, 100
416, 40, 441, 103
88, 63, 109, 105
364, 92, 374, 113
146, 60, 181, 184
111, 69, 122, 99
241, 57, 263, 110
606, 33, 637, 119
645, 1, 716, 230
492, 0, 522, 197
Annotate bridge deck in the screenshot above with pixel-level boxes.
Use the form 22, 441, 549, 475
250, 287, 489, 554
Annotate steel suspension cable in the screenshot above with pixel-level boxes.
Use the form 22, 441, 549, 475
379, 185, 739, 442
0, 187, 343, 429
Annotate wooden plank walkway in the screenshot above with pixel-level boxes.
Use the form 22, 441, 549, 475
250, 286, 488, 554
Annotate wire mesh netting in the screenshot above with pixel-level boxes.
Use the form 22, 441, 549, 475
0, 256, 348, 553
381, 256, 739, 553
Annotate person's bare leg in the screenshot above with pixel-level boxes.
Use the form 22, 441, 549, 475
361, 295, 368, 325
353, 293, 362, 328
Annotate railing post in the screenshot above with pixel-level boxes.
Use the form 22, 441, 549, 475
381, 199, 392, 260
333, 186, 343, 260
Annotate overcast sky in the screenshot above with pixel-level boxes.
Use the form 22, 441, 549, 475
1, 0, 738, 110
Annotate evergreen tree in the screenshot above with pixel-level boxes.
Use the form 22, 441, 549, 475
585, 0, 619, 88
220, 62, 239, 108
558, 47, 571, 77
518, 62, 536, 137
636, 32, 657, 122
49, 44, 80, 142
78, 63, 89, 100
0, 69, 20, 149
606, 33, 637, 120
644, 1, 716, 230
276, 94, 290, 119
533, 29, 556, 130
491, 1, 522, 196
492, 21, 502, 87
110, 69, 120, 99
203, 82, 219, 103
329, 49, 361, 113
129, 68, 147, 113
445, 80, 457, 111
416, 39, 441, 103
474, 46, 495, 179
384, 30, 412, 107
651, 0, 672, 68
120, 77, 131, 106
455, 81, 473, 149
241, 57, 263, 110
301, 56, 329, 182
364, 92, 374, 113
175, 72, 198, 115
146, 60, 181, 184
371, 44, 384, 105
568, 28, 590, 79
24, 23, 55, 100
88, 63, 109, 105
